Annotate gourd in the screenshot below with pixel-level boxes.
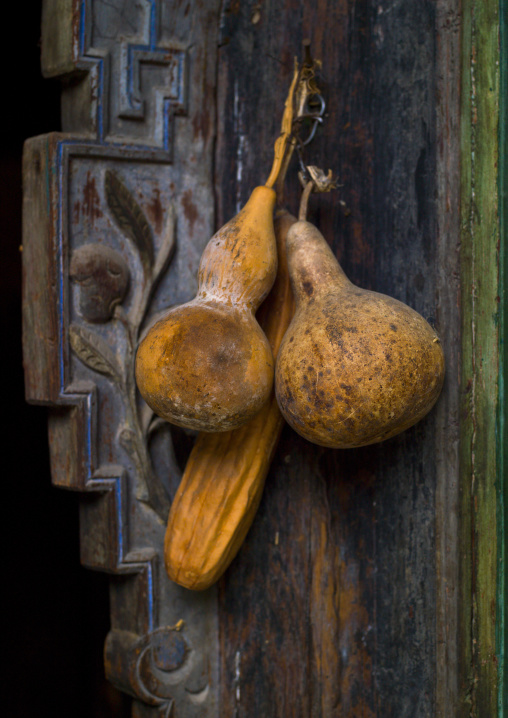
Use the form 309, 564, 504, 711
135, 65, 304, 433
275, 184, 445, 448
135, 186, 277, 432
164, 210, 296, 590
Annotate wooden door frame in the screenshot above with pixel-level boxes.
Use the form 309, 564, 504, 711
458, 1, 506, 714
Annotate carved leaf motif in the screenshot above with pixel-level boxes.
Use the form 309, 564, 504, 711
119, 426, 140, 461
105, 170, 154, 274
119, 426, 150, 503
70, 324, 122, 382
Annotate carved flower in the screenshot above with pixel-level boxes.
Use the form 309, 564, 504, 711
70, 243, 129, 323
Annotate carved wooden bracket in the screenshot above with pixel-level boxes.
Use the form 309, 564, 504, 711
23, 1, 221, 715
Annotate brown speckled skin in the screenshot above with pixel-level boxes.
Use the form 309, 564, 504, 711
275, 221, 445, 448
136, 187, 277, 432
136, 301, 273, 431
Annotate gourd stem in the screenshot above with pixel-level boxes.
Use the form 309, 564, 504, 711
298, 181, 315, 221
265, 65, 299, 190
265, 48, 322, 195
274, 136, 297, 206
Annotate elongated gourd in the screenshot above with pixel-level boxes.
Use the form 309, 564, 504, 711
135, 186, 277, 432
164, 210, 296, 590
275, 218, 445, 448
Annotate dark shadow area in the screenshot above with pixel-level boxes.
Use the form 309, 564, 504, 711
3, 5, 131, 717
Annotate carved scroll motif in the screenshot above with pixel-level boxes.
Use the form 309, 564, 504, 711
24, 1, 221, 714
105, 626, 211, 718
43, 0, 187, 157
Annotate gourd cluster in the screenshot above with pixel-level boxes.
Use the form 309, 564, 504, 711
135, 62, 445, 591
136, 184, 444, 449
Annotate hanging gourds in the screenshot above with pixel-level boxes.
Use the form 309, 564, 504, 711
135, 50, 444, 591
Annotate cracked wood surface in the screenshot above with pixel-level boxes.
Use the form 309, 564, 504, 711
216, 1, 461, 716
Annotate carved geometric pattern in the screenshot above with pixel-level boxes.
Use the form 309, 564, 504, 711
63, 0, 187, 157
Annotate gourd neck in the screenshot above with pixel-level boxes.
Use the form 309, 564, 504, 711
286, 220, 350, 305
198, 186, 277, 311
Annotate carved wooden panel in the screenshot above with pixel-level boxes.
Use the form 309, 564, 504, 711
24, 2, 221, 716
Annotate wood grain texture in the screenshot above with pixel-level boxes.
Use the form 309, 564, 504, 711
22, 134, 66, 404
434, 3, 462, 715
41, 0, 79, 78
216, 1, 444, 715
498, 3, 507, 714
459, 0, 502, 715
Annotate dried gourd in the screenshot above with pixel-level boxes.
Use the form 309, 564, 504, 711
164, 210, 296, 590
275, 182, 445, 448
135, 185, 277, 432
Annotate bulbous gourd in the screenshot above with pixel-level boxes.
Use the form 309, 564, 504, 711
275, 220, 445, 448
136, 186, 277, 432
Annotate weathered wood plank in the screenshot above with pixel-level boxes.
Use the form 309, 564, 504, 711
41, 0, 80, 78
435, 2, 462, 715
459, 0, 502, 715
498, 4, 508, 714
216, 1, 445, 715
22, 133, 67, 404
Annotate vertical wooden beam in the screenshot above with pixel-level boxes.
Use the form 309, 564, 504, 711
216, 2, 446, 715
459, 0, 502, 715
435, 2, 462, 715
497, 2, 507, 714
